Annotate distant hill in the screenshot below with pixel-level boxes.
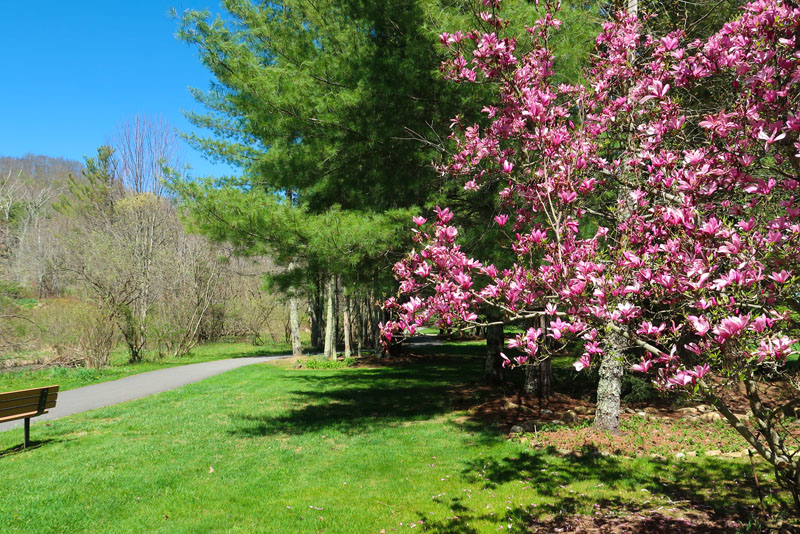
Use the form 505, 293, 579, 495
0, 154, 84, 188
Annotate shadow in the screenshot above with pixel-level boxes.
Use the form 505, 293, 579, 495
0, 438, 59, 459
409, 449, 781, 533
229, 357, 489, 438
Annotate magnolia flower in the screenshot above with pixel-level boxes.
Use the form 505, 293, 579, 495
494, 214, 509, 226
712, 315, 750, 344
412, 216, 427, 226
573, 353, 591, 371
632, 358, 653, 373
758, 127, 786, 151
687, 315, 711, 336
768, 270, 792, 283
637, 321, 666, 337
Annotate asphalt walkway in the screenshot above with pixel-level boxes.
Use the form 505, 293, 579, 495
0, 355, 290, 432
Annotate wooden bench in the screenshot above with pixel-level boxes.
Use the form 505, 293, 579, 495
0, 385, 59, 447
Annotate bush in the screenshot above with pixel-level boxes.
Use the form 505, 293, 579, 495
621, 375, 658, 405
36, 299, 116, 368
301, 356, 356, 369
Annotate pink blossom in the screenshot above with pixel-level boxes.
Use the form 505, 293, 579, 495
573, 353, 591, 371
768, 270, 792, 283
712, 315, 750, 344
687, 315, 711, 336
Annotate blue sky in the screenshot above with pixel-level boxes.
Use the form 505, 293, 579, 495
0, 0, 236, 178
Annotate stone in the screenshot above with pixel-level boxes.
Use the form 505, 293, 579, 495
678, 407, 699, 415
520, 420, 549, 432
733, 413, 749, 421
635, 411, 647, 418
675, 452, 686, 460
643, 406, 659, 414
573, 406, 589, 415
560, 410, 579, 423
705, 449, 722, 457
695, 404, 710, 413
624, 407, 635, 414
723, 451, 744, 459
686, 451, 697, 458
650, 453, 666, 461
700, 412, 722, 422
541, 409, 554, 416
510, 425, 524, 434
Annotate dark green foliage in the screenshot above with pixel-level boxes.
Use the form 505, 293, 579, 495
176, 0, 466, 212
53, 146, 119, 219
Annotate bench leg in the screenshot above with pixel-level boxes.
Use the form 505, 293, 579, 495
24, 417, 30, 448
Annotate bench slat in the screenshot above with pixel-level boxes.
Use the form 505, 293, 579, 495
0, 392, 58, 410
0, 400, 57, 419
0, 385, 59, 403
0, 409, 51, 423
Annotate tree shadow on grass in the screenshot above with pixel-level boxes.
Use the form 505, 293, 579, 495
228, 359, 491, 438
414, 448, 783, 533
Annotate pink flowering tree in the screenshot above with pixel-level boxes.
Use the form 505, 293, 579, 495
383, 0, 800, 507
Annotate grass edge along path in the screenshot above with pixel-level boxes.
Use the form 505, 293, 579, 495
0, 340, 306, 393
0, 356, 788, 533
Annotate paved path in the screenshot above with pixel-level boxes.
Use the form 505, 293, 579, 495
0, 355, 290, 432
403, 334, 445, 347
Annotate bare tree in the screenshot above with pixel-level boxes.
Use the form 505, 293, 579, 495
108, 114, 180, 197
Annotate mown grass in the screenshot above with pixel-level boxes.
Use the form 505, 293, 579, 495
0, 353, 785, 533
0, 340, 303, 392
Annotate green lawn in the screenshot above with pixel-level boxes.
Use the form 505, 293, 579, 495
0, 354, 780, 533
0, 340, 302, 392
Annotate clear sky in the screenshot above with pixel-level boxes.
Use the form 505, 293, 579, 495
0, 0, 236, 178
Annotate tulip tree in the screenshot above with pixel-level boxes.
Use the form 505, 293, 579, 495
383, 0, 800, 507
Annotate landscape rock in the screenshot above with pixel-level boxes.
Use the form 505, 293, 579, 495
695, 404, 710, 413
510, 425, 524, 434
675, 452, 686, 460
705, 449, 722, 457
678, 407, 699, 415
686, 451, 697, 458
560, 410, 579, 423
573, 406, 589, 415
643, 407, 658, 415
519, 420, 551, 432
723, 451, 744, 459
700, 412, 722, 423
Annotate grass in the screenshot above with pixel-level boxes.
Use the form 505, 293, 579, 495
0, 340, 304, 392
0, 352, 786, 533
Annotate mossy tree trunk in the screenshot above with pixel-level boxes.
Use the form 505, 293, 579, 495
594, 330, 626, 433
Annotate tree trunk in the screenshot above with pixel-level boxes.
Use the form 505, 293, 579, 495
524, 315, 553, 399
289, 292, 302, 357
594, 330, 625, 433
484, 322, 504, 384
356, 294, 363, 357
372, 294, 382, 355
324, 274, 336, 360
343, 293, 351, 359
524, 357, 552, 400
310, 275, 325, 350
